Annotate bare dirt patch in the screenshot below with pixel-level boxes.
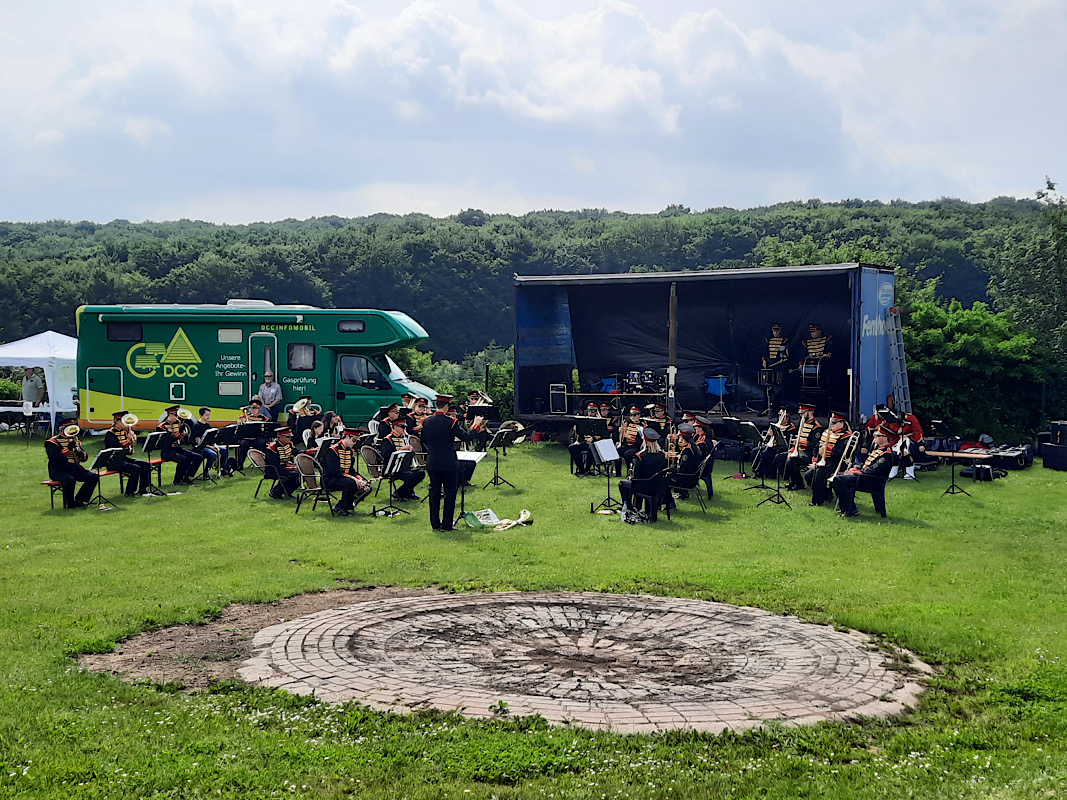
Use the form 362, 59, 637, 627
79, 586, 441, 691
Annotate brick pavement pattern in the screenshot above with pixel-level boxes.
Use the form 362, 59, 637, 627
239, 591, 929, 733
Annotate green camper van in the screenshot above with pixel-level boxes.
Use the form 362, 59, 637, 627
76, 300, 435, 429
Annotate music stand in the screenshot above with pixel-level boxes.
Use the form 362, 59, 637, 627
89, 447, 126, 510
455, 450, 487, 525
739, 422, 773, 491
373, 450, 413, 516
140, 431, 169, 495
722, 417, 749, 478
589, 438, 623, 513
482, 428, 517, 489
757, 424, 792, 509
466, 405, 500, 423
196, 427, 222, 483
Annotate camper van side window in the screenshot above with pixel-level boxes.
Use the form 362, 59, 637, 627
337, 320, 366, 333
340, 355, 390, 389
287, 343, 316, 371
106, 323, 143, 342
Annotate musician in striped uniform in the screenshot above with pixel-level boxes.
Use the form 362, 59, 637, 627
104, 411, 153, 497
158, 405, 205, 485
616, 406, 645, 472
804, 411, 851, 506
802, 323, 832, 360
778, 403, 823, 491
319, 428, 373, 516
264, 426, 301, 499
45, 423, 98, 509
378, 417, 426, 501
832, 426, 893, 518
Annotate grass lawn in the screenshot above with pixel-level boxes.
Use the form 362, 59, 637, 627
0, 432, 1065, 799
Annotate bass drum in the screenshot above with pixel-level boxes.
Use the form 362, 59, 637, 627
800, 357, 823, 389
499, 419, 528, 445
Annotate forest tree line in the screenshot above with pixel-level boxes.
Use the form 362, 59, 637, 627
2, 189, 1064, 438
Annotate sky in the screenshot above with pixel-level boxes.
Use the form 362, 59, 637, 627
1, 0, 1064, 224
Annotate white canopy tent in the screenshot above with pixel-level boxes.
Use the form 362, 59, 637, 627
0, 330, 78, 433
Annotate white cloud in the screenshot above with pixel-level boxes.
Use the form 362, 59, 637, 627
0, 0, 1064, 221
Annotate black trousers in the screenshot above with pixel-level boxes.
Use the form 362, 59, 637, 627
116, 456, 153, 496
49, 465, 98, 508
387, 468, 425, 499
782, 454, 809, 490
161, 447, 204, 484
427, 469, 459, 530
324, 475, 373, 511
269, 467, 301, 498
831, 472, 883, 515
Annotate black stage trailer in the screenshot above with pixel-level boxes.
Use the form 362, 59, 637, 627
514, 264, 900, 424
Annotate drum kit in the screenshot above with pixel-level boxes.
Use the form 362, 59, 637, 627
620, 370, 666, 394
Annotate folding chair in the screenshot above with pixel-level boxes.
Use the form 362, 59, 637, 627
667, 454, 713, 513
293, 453, 335, 515
631, 470, 671, 522
246, 449, 278, 498
360, 445, 384, 496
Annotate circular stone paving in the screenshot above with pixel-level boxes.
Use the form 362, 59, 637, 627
238, 592, 929, 733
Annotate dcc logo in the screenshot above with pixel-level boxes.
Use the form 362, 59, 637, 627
126, 328, 202, 379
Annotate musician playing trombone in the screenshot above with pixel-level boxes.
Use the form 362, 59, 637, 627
832, 426, 893, 518
804, 411, 852, 507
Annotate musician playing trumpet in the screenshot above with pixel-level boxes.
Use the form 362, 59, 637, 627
804, 411, 851, 507
105, 411, 154, 497
44, 423, 98, 509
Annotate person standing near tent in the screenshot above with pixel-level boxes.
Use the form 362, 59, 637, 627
22, 367, 44, 405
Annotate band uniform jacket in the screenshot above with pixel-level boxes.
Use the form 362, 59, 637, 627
630, 450, 668, 481
794, 417, 824, 459
104, 426, 139, 456
45, 435, 88, 472
816, 427, 849, 469
856, 446, 893, 478
419, 412, 476, 472
803, 334, 831, 358
674, 442, 700, 476
320, 441, 359, 483
766, 335, 789, 365
158, 420, 192, 450
265, 439, 298, 473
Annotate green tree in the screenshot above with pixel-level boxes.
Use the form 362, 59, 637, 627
990, 178, 1067, 358
899, 276, 1047, 439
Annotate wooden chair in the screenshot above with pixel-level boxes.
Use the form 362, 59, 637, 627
293, 453, 335, 515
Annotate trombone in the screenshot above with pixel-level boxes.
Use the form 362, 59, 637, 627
828, 431, 861, 480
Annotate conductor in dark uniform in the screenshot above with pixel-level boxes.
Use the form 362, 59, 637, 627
419, 394, 484, 531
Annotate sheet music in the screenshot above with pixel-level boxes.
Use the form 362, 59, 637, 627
457, 450, 488, 464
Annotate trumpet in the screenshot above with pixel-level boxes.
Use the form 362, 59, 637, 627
829, 431, 861, 479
